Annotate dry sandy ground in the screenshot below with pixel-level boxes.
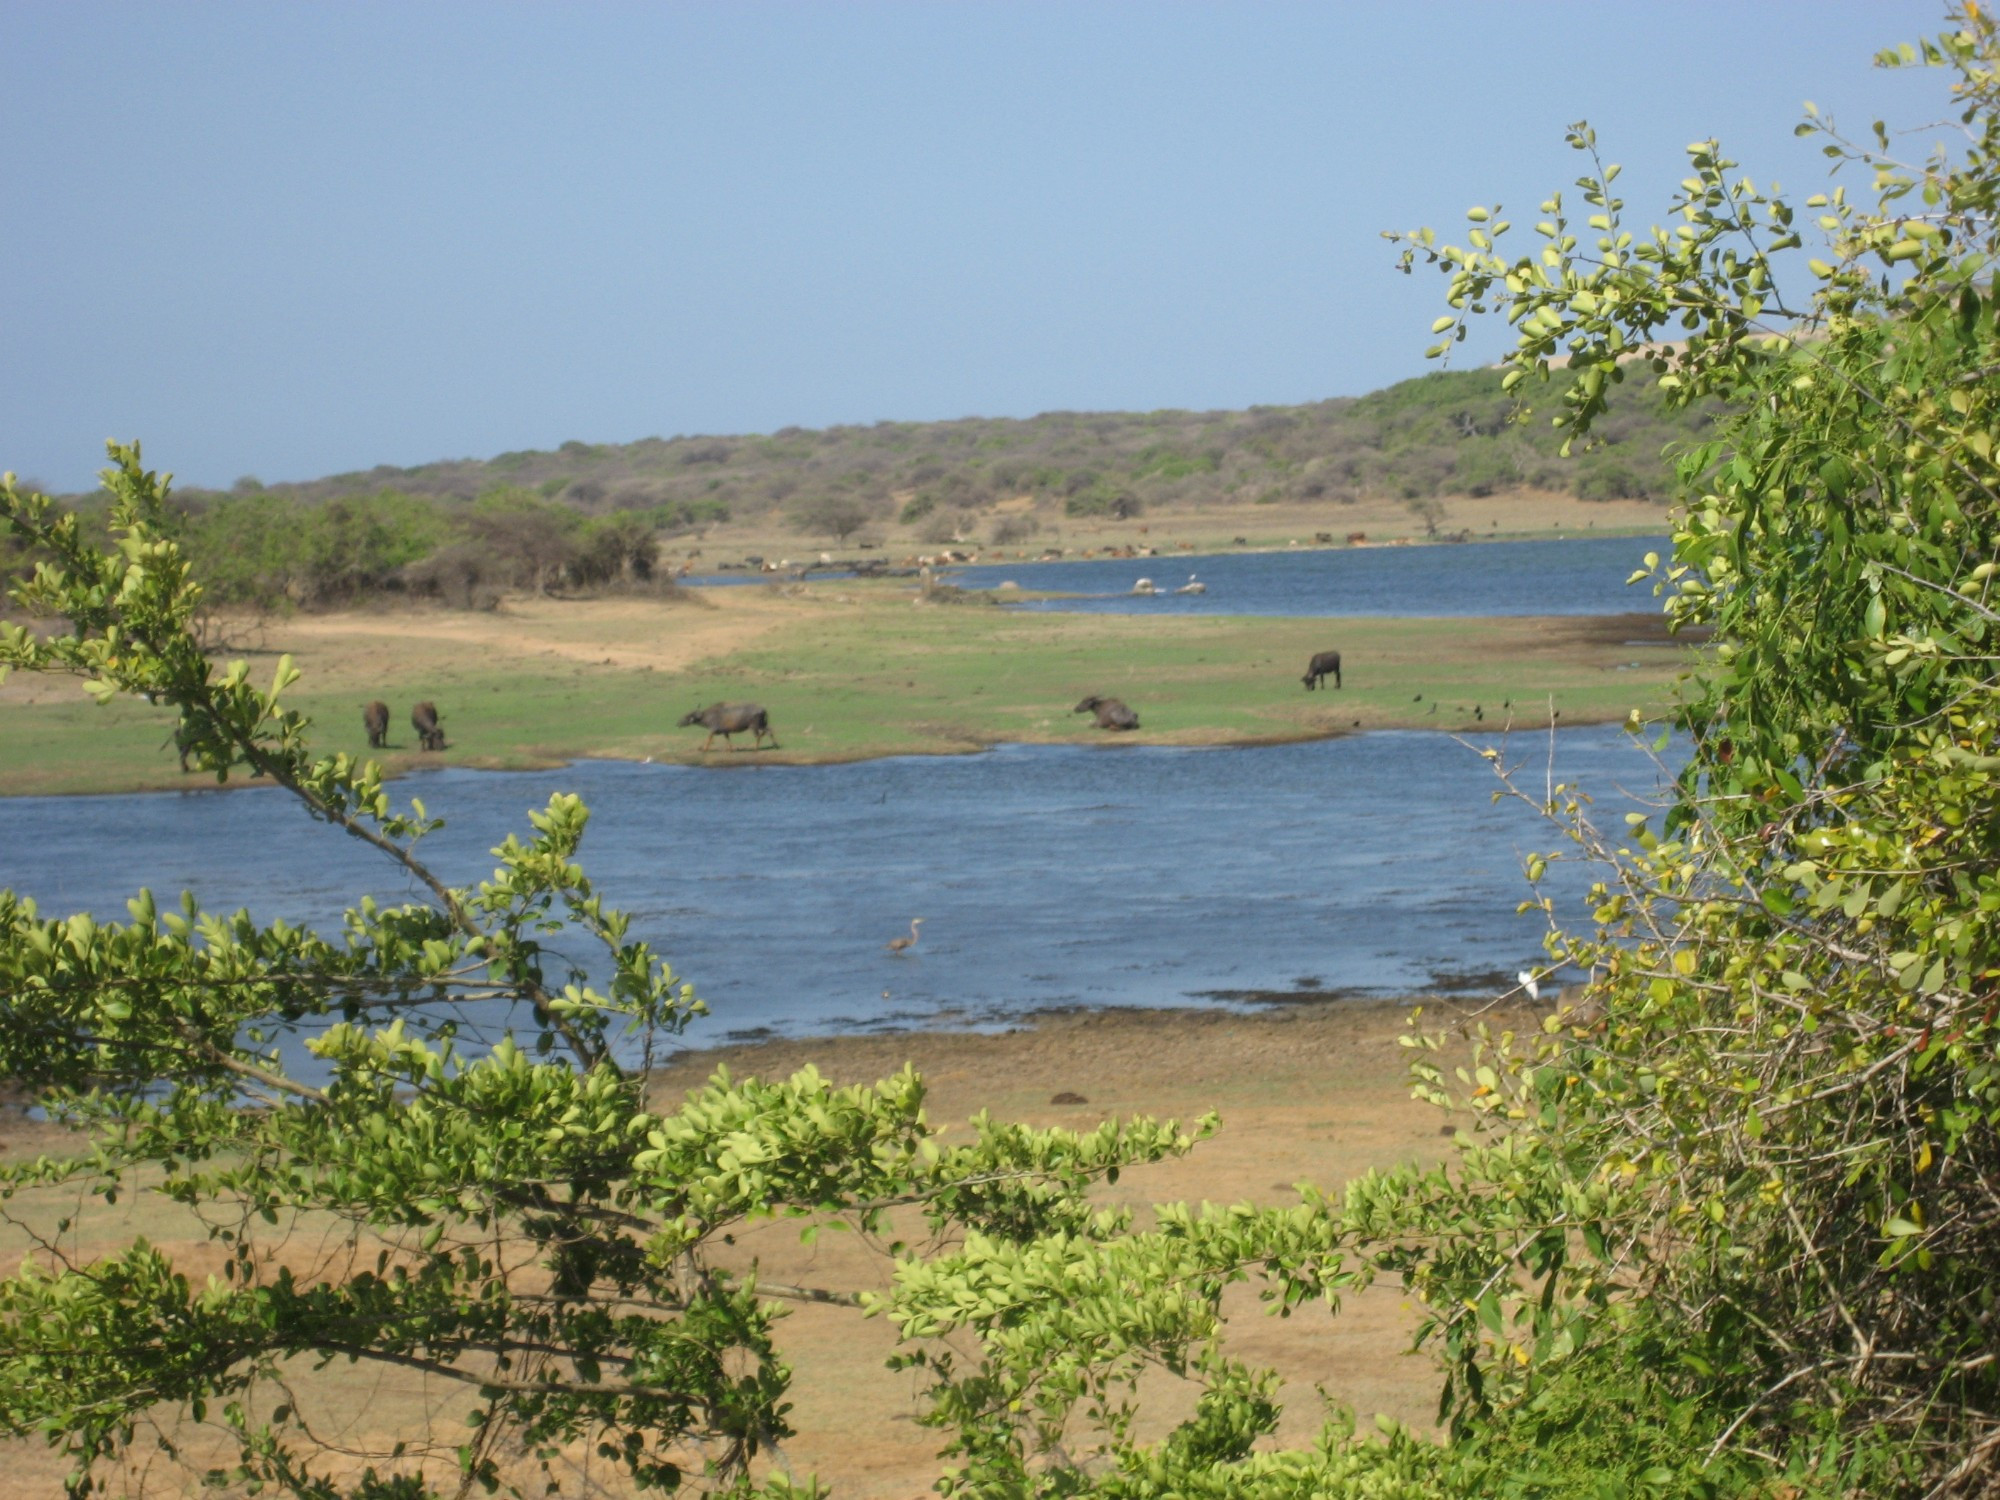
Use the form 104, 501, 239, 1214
0, 1000, 1529, 1499
0, 588, 787, 707
270, 588, 779, 687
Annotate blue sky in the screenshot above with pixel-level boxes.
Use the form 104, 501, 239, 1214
1, 2, 1949, 493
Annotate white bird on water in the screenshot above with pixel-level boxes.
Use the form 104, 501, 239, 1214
1174, 573, 1206, 595
1517, 969, 1541, 1002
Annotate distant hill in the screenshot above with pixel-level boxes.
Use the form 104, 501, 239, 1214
199, 364, 1714, 526
7, 367, 1712, 612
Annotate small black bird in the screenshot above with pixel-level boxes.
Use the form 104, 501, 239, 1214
1413, 693, 1423, 702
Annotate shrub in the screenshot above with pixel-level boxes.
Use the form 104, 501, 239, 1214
990, 513, 1038, 545
1383, 13, 2000, 1482
788, 492, 878, 543
1064, 481, 1142, 519
916, 509, 966, 545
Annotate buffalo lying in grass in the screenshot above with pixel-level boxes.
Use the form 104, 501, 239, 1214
1074, 695, 1140, 731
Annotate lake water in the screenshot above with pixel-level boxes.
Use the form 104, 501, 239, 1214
692, 533, 1671, 618
952, 533, 1669, 616
0, 726, 1677, 1057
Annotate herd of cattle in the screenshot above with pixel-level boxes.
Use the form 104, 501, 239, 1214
324, 648, 1343, 762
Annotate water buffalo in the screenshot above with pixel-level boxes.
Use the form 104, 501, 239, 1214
679, 701, 778, 752
412, 701, 446, 751
1074, 695, 1140, 731
1301, 650, 1342, 691
363, 700, 390, 749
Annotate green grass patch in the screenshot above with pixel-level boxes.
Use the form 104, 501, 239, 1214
0, 597, 1694, 796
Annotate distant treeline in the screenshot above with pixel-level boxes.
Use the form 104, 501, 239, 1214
9, 366, 1714, 610
1, 487, 706, 613
174, 488, 714, 610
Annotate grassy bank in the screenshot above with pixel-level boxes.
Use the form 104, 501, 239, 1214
0, 582, 1695, 796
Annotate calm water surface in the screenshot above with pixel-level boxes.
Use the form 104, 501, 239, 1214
692, 534, 1670, 618
1, 728, 1676, 1056
952, 533, 1668, 616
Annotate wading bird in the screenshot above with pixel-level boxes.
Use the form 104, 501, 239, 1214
887, 918, 924, 955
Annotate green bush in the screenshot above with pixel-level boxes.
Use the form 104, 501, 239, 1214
1382, 10, 2000, 1485
1064, 481, 1142, 518
180, 490, 445, 608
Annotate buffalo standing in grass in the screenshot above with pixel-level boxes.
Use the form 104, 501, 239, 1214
412, 701, 446, 751
679, 702, 778, 752
1301, 650, 1342, 691
1074, 695, 1140, 731
363, 700, 390, 749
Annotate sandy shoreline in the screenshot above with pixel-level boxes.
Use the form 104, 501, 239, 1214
0, 997, 1529, 1498
635, 998, 1517, 1495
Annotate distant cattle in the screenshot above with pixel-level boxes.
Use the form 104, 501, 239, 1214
678, 701, 778, 752
363, 700, 390, 749
1074, 695, 1140, 731
412, 701, 446, 751
1302, 651, 1342, 691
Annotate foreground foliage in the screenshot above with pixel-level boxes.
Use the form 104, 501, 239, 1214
9, 10, 2000, 1497
1379, 7, 2000, 1491
0, 455, 1207, 1495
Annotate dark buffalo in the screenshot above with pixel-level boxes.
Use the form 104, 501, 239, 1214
1074, 694, 1140, 731
1301, 650, 1342, 691
412, 700, 446, 751
363, 700, 390, 749
678, 702, 777, 752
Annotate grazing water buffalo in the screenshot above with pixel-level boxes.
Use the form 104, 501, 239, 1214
1074, 694, 1140, 731
411, 701, 446, 751
1301, 650, 1342, 691
679, 701, 778, 752
363, 700, 390, 749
